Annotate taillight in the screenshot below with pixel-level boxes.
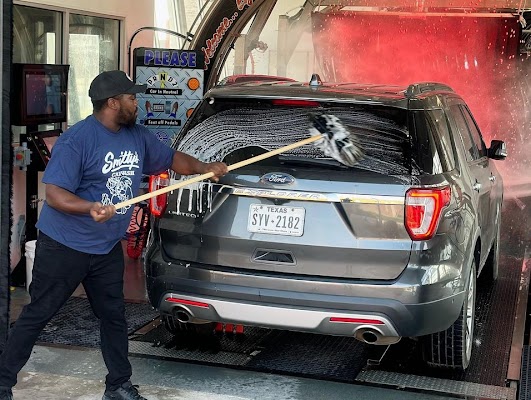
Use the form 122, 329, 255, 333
405, 187, 451, 240
148, 171, 170, 217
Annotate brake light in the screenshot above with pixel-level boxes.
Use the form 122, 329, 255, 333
148, 171, 170, 217
405, 187, 451, 240
271, 99, 320, 107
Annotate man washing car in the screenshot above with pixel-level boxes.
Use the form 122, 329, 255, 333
0, 70, 227, 400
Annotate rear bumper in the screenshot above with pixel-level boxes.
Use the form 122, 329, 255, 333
161, 293, 400, 338
146, 250, 466, 338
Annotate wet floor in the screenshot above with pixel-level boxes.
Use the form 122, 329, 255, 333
17, 345, 462, 400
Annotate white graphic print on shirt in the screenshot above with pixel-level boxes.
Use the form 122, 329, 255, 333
100, 151, 140, 214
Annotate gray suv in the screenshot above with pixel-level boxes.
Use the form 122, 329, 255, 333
144, 77, 507, 371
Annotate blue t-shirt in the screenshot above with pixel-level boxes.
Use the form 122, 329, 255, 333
37, 115, 175, 254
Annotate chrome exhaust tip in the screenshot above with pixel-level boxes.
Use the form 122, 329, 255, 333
362, 330, 379, 344
355, 327, 401, 345
174, 307, 193, 323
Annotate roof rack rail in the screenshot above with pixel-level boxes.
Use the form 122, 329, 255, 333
405, 82, 455, 97
218, 74, 296, 86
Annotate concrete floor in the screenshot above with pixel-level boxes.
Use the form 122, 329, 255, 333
7, 241, 513, 400
15, 345, 456, 400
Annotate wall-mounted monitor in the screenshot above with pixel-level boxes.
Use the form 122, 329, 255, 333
11, 63, 70, 126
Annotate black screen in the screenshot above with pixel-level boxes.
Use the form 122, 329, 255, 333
11, 63, 69, 126
25, 72, 63, 117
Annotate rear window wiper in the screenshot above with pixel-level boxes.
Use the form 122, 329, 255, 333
278, 155, 352, 169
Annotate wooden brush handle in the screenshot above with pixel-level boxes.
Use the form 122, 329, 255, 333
114, 135, 321, 210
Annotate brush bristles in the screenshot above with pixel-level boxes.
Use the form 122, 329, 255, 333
308, 114, 365, 167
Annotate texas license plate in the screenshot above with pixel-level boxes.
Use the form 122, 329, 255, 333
247, 204, 305, 236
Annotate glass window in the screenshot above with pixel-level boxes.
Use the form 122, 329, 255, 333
413, 110, 457, 174
179, 1, 316, 85
13, 6, 62, 64
68, 14, 120, 125
449, 104, 478, 162
181, 100, 411, 176
460, 106, 487, 158
13, 7, 122, 127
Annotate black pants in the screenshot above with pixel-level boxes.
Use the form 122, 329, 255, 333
0, 233, 132, 390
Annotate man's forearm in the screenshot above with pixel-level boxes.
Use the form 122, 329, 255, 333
170, 151, 207, 175
45, 184, 94, 215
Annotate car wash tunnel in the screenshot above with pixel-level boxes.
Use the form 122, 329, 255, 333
1, 0, 531, 399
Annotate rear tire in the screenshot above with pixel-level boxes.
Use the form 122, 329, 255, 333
422, 259, 476, 370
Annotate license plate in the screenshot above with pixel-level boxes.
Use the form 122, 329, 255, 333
247, 204, 305, 236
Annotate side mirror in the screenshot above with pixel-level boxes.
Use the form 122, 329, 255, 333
488, 140, 507, 160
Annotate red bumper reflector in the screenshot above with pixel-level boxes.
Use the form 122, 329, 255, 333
330, 317, 384, 325
165, 298, 210, 308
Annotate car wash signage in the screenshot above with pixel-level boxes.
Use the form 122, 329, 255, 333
192, 0, 256, 87
133, 47, 205, 145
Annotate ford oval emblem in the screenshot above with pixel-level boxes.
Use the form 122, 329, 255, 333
260, 172, 296, 185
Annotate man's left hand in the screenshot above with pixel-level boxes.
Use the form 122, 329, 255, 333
90, 202, 116, 223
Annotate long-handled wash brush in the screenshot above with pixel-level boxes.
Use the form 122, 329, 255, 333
114, 114, 364, 211
308, 113, 364, 167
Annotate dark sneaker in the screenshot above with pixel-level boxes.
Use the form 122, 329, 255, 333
0, 387, 13, 400
102, 381, 147, 400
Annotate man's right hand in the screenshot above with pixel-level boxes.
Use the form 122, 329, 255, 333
90, 202, 116, 223
199, 161, 228, 182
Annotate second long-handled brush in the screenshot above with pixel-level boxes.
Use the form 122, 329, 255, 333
114, 113, 364, 211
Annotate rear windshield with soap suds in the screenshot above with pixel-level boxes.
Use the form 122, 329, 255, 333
175, 99, 415, 176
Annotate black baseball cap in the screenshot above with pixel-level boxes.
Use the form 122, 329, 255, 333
88, 70, 147, 101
